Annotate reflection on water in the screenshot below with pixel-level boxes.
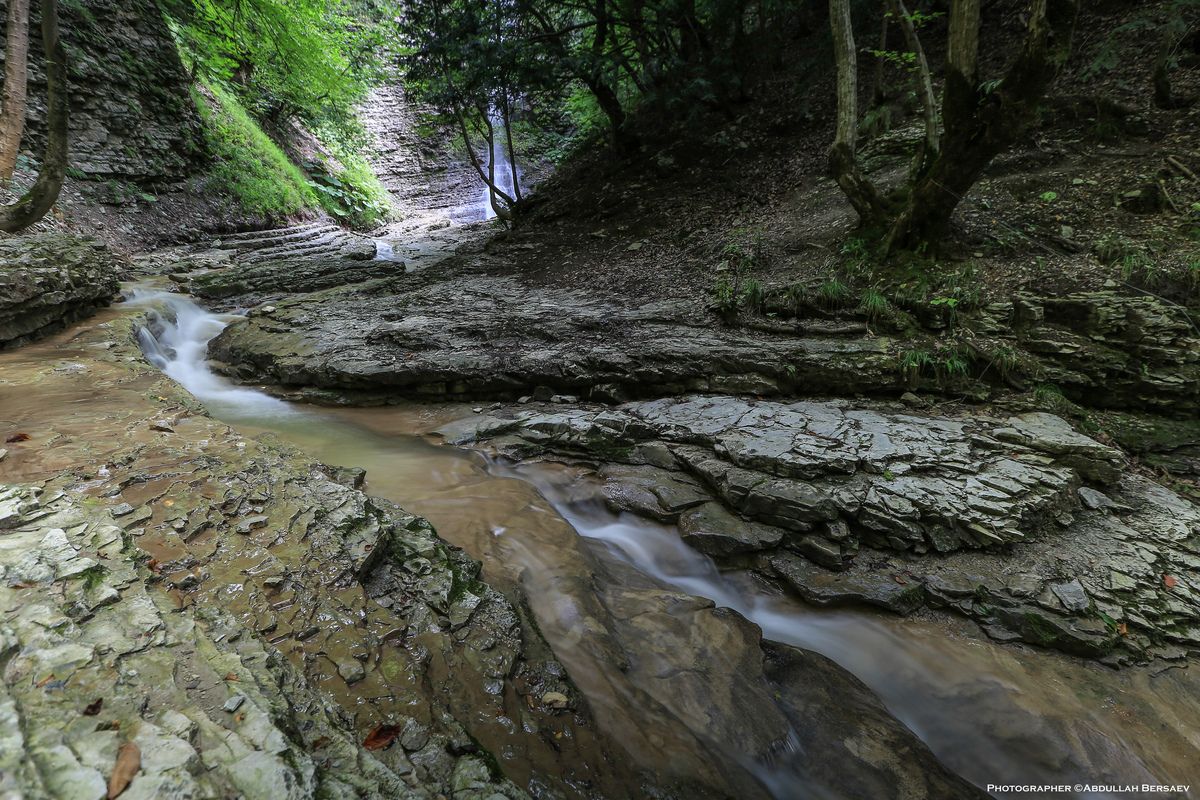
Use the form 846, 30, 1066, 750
126, 288, 1200, 799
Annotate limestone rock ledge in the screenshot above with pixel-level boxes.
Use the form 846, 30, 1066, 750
0, 484, 523, 800
438, 396, 1200, 664
0, 234, 123, 348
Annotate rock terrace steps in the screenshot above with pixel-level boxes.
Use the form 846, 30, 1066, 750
165, 223, 389, 301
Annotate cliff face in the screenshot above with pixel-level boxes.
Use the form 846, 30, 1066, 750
0, 0, 204, 182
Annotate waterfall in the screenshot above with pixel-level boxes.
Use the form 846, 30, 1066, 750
481, 109, 518, 220
124, 287, 296, 421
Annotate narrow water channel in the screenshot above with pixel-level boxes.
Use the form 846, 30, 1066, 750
125, 287, 1200, 799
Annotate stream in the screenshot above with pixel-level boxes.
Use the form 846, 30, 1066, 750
122, 287, 1200, 799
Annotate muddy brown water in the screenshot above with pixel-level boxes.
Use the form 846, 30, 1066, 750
2, 289, 1198, 799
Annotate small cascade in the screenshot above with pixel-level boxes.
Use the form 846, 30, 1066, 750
481, 110, 518, 220
124, 287, 296, 421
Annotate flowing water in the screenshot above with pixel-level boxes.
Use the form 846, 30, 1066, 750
481, 111, 519, 220
120, 287, 1200, 798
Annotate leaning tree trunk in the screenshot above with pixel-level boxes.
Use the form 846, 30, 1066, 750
0, 0, 31, 180
827, 0, 890, 225
0, 0, 68, 233
885, 0, 1080, 252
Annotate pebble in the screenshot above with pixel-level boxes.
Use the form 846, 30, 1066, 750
540, 691, 569, 709
222, 695, 245, 712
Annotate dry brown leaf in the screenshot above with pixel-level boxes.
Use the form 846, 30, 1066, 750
83, 698, 103, 716
107, 741, 140, 799
1164, 574, 1178, 589
362, 724, 400, 751
5, 433, 30, 443
35, 673, 55, 688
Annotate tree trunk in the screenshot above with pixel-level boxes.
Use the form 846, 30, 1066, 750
828, 0, 889, 224
890, 0, 939, 178
0, 0, 31, 181
500, 95, 522, 202
871, 7, 889, 106
454, 105, 514, 220
0, 0, 67, 233
885, 0, 1080, 251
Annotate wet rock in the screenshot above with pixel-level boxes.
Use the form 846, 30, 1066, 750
763, 643, 988, 799
235, 515, 269, 534
444, 396, 1200, 663
990, 291, 1200, 419
185, 225, 397, 302
1050, 579, 1092, 613
539, 691, 569, 709
992, 412, 1124, 484
0, 234, 123, 348
678, 502, 784, 556
208, 275, 900, 401
0, 485, 526, 800
767, 553, 927, 614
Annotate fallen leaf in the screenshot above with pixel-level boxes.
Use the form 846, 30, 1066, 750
5, 433, 30, 443
107, 741, 140, 799
146, 559, 161, 574
83, 698, 104, 716
35, 673, 55, 688
1117, 622, 1129, 636
892, 575, 907, 585
1163, 574, 1178, 589
362, 724, 401, 751
224, 672, 239, 682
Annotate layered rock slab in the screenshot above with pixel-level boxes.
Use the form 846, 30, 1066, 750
209, 275, 899, 400
0, 234, 122, 348
0, 484, 523, 800
438, 396, 1200, 662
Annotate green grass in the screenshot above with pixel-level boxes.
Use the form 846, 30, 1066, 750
817, 277, 851, 309
858, 288, 889, 320
194, 83, 320, 220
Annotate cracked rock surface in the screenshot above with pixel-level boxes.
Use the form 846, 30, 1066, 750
0, 484, 523, 800
438, 395, 1200, 663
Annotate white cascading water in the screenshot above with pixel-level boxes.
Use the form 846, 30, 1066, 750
480, 110, 518, 220
500, 463, 1159, 800
125, 288, 297, 422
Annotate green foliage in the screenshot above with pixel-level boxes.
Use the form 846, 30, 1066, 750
978, 342, 1021, 379
1038, 190, 1058, 203
899, 348, 933, 376
898, 343, 972, 384
710, 230, 769, 318
712, 275, 737, 314
1033, 383, 1069, 411
399, 0, 806, 164
858, 288, 889, 320
194, 84, 319, 219
741, 278, 766, 313
163, 0, 391, 130
817, 277, 850, 309
304, 154, 393, 229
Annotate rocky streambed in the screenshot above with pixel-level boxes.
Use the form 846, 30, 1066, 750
3, 231, 1200, 799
